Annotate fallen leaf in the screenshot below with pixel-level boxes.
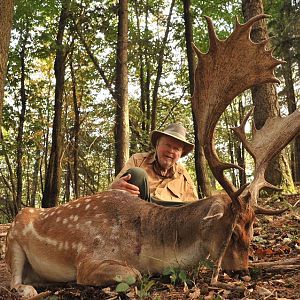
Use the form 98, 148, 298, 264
256, 286, 272, 297
189, 287, 201, 299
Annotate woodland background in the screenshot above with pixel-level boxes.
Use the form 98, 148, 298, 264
0, 0, 299, 223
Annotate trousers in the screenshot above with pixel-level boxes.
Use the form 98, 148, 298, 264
122, 167, 186, 207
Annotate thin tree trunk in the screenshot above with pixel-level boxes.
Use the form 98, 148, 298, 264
182, 0, 211, 198
16, 30, 29, 210
30, 149, 41, 207
151, 0, 175, 131
242, 0, 294, 192
72, 19, 115, 100
114, 0, 129, 175
0, 1, 15, 214
70, 48, 80, 198
133, 2, 146, 132
0, 0, 14, 128
237, 100, 246, 186
280, 28, 300, 183
42, 0, 69, 207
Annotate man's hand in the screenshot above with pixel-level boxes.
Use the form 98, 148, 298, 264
110, 174, 140, 196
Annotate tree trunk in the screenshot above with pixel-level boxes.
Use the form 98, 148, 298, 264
182, 0, 211, 198
42, 0, 69, 207
0, 0, 14, 128
151, 0, 175, 131
242, 0, 294, 192
70, 49, 80, 198
279, 18, 300, 184
16, 32, 28, 210
282, 43, 300, 183
30, 149, 42, 207
114, 0, 129, 175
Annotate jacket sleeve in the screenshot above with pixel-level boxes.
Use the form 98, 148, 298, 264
109, 155, 138, 186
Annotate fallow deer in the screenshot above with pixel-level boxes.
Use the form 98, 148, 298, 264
5, 14, 300, 299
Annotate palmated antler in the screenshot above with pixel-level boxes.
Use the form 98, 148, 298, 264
192, 14, 285, 200
233, 109, 300, 204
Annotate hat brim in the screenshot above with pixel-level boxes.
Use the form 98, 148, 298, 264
150, 130, 194, 157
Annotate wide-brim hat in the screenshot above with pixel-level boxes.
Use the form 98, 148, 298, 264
150, 123, 194, 157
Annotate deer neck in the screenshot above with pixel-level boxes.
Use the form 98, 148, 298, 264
138, 197, 234, 271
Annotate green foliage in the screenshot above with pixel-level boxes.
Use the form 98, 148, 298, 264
115, 275, 136, 293
114, 274, 155, 298
198, 258, 214, 270
136, 275, 156, 299
163, 267, 192, 285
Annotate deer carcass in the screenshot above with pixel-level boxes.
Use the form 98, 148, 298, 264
6, 190, 253, 298
5, 14, 300, 299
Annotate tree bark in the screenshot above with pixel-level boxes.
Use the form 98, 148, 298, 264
114, 0, 129, 175
70, 48, 80, 198
150, 0, 175, 132
281, 41, 300, 183
242, 0, 294, 192
0, 0, 14, 128
182, 0, 211, 198
277, 1, 300, 184
42, 0, 69, 207
16, 31, 29, 210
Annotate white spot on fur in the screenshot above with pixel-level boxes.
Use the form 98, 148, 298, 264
50, 211, 55, 216
67, 224, 73, 229
22, 223, 34, 236
21, 222, 60, 248
56, 217, 61, 222
111, 224, 120, 237
77, 242, 85, 252
64, 241, 69, 250
58, 242, 63, 250
63, 218, 68, 224
69, 215, 74, 220
85, 204, 90, 210
93, 206, 98, 210
73, 215, 79, 222
85, 221, 92, 226
76, 203, 80, 208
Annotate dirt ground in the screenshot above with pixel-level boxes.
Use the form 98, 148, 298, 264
0, 195, 299, 300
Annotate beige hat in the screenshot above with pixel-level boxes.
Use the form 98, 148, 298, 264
150, 123, 194, 157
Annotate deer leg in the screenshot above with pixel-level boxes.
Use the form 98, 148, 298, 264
7, 241, 38, 298
77, 258, 141, 286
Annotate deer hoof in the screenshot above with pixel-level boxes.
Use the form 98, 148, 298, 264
14, 284, 38, 299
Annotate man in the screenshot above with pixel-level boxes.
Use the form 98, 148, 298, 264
110, 123, 198, 205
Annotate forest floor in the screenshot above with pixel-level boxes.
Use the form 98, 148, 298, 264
0, 194, 299, 300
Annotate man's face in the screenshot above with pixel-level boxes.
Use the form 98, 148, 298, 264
156, 135, 184, 171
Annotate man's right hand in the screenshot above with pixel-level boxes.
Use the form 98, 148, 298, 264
110, 174, 140, 196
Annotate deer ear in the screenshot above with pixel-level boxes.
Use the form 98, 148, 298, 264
203, 202, 225, 220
